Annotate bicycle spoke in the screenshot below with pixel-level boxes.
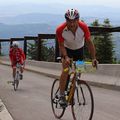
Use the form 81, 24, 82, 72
71, 80, 94, 120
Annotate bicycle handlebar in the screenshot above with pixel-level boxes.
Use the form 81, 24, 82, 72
64, 60, 97, 73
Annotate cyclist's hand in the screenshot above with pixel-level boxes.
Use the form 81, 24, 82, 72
16, 59, 20, 62
64, 56, 70, 66
92, 59, 98, 69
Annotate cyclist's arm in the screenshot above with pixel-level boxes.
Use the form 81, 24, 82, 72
59, 42, 68, 59
56, 23, 70, 64
86, 40, 96, 59
19, 48, 26, 61
59, 42, 70, 65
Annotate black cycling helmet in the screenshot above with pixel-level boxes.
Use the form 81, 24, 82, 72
65, 9, 79, 20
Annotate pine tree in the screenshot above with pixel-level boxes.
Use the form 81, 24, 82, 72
91, 18, 114, 63
27, 39, 55, 61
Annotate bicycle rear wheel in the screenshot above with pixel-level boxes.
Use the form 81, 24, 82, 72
14, 71, 19, 91
71, 80, 94, 120
51, 79, 66, 119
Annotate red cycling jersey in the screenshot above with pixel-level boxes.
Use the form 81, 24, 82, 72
56, 21, 91, 50
9, 47, 26, 67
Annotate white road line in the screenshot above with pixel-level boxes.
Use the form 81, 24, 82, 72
0, 99, 13, 120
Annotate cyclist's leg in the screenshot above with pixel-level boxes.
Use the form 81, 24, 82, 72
59, 58, 69, 107
20, 66, 24, 73
60, 48, 75, 101
19, 60, 24, 73
59, 47, 74, 96
12, 66, 16, 79
19, 67, 23, 80
70, 47, 83, 104
59, 58, 69, 95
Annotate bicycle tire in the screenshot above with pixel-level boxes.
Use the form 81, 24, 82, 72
71, 80, 94, 120
51, 79, 66, 119
14, 71, 19, 91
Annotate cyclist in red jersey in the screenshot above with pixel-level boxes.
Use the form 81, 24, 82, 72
56, 9, 98, 107
9, 41, 26, 80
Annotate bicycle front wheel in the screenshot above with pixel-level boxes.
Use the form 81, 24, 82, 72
71, 80, 94, 120
14, 71, 19, 91
51, 79, 65, 119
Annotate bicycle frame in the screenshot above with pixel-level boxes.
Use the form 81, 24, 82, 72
64, 60, 93, 104
64, 60, 79, 104
15, 63, 21, 79
13, 63, 22, 91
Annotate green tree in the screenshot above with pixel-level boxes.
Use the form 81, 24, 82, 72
91, 19, 100, 26
103, 18, 112, 27
84, 19, 100, 61
91, 18, 115, 63
27, 41, 37, 60
41, 40, 55, 61
27, 39, 55, 62
93, 34, 114, 63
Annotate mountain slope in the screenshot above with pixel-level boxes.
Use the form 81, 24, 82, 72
0, 23, 55, 38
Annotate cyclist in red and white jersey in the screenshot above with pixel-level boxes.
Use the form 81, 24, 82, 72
9, 41, 26, 80
56, 9, 98, 106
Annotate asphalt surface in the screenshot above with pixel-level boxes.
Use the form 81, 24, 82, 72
0, 64, 120, 120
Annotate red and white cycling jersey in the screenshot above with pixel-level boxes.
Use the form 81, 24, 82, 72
9, 47, 26, 67
56, 21, 91, 50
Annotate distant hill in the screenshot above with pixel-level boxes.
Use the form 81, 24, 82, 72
0, 13, 64, 26
0, 23, 55, 38
0, 13, 119, 38
0, 12, 120, 26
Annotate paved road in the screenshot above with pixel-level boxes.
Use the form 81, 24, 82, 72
0, 64, 120, 120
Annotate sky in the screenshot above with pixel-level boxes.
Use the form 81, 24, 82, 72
0, 0, 119, 18
0, 0, 120, 8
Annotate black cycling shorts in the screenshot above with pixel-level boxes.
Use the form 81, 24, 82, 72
65, 47, 84, 61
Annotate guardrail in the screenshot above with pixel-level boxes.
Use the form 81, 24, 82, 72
0, 26, 120, 62
1, 56, 120, 77
0, 56, 120, 90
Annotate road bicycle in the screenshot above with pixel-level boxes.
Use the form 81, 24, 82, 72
8, 63, 23, 91
51, 59, 97, 120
